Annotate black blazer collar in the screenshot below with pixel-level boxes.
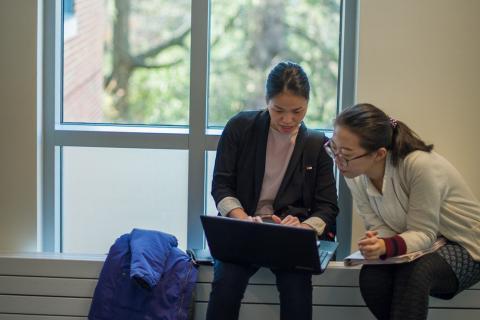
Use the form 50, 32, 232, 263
253, 110, 270, 200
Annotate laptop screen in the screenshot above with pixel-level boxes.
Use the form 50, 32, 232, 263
200, 215, 337, 274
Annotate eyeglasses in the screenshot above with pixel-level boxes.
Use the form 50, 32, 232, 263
323, 139, 371, 168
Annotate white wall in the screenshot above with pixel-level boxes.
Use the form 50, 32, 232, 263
0, 0, 39, 251
351, 0, 480, 250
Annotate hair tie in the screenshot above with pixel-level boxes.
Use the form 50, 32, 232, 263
389, 117, 398, 129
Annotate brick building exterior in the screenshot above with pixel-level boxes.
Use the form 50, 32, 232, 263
63, 0, 106, 123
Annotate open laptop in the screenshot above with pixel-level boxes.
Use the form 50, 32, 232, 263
200, 215, 338, 274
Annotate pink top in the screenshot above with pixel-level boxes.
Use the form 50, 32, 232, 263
255, 126, 298, 216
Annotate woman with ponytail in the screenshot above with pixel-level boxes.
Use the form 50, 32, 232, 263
207, 62, 338, 320
327, 103, 480, 320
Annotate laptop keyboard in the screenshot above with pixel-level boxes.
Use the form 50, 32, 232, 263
319, 250, 329, 264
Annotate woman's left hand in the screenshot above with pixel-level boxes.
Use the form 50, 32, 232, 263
358, 231, 386, 259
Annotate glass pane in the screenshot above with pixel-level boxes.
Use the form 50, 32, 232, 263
62, 0, 191, 125
206, 151, 217, 216
208, 0, 341, 129
62, 147, 188, 254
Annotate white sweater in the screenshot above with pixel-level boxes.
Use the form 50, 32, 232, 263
346, 151, 480, 261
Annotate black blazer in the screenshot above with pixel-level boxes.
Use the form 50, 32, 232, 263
211, 110, 338, 234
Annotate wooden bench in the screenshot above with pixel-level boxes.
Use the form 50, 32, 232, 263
0, 253, 478, 319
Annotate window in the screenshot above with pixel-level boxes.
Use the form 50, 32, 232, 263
62, 0, 191, 125
208, 0, 341, 129
62, 147, 188, 253
43, 0, 357, 258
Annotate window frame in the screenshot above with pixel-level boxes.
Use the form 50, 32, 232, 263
42, 0, 358, 258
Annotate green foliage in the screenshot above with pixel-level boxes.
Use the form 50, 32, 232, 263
127, 45, 190, 125
103, 0, 341, 129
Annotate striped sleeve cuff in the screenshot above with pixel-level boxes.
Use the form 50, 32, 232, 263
217, 197, 243, 216
380, 235, 407, 259
302, 217, 326, 236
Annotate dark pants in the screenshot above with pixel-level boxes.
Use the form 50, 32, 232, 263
359, 253, 458, 320
205, 260, 313, 320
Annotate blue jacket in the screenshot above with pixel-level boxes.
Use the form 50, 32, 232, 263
89, 229, 198, 320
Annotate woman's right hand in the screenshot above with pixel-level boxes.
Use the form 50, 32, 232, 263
358, 230, 386, 259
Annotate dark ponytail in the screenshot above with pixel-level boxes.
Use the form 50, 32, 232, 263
335, 103, 433, 166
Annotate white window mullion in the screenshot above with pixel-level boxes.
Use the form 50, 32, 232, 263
187, 0, 211, 249
42, 0, 62, 252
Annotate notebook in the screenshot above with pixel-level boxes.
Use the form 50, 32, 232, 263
200, 215, 338, 274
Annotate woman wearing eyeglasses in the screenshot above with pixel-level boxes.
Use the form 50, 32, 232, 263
206, 61, 339, 320
327, 103, 480, 320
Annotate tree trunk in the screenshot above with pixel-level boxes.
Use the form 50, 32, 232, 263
111, 0, 132, 120
248, 0, 287, 108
